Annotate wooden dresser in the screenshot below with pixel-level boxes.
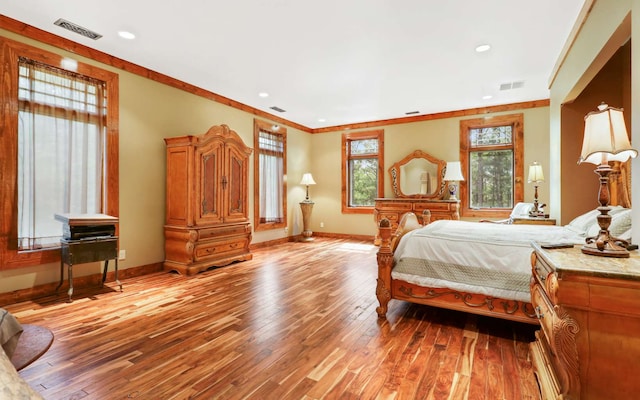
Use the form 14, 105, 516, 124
373, 198, 459, 244
529, 242, 640, 399
164, 125, 253, 275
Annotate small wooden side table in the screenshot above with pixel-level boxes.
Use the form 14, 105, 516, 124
57, 237, 123, 302
512, 216, 556, 225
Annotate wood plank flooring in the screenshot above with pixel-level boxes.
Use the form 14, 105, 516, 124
5, 238, 541, 399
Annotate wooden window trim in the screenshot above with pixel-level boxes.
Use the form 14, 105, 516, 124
0, 37, 119, 270
341, 130, 384, 214
253, 119, 287, 231
459, 114, 523, 218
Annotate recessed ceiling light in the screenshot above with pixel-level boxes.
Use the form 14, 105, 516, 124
482, 95, 493, 100
318, 118, 326, 122
475, 44, 491, 53
258, 92, 269, 98
118, 31, 136, 40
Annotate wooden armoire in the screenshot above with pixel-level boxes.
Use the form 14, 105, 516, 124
164, 124, 253, 275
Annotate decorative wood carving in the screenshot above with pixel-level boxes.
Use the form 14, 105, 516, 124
375, 213, 536, 325
530, 243, 640, 399
375, 218, 393, 317
552, 305, 580, 399
373, 198, 459, 245
164, 125, 253, 275
388, 150, 447, 199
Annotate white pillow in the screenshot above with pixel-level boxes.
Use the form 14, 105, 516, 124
617, 228, 632, 241
610, 209, 632, 238
567, 209, 600, 235
585, 207, 632, 238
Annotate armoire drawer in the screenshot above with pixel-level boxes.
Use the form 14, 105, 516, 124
194, 237, 249, 261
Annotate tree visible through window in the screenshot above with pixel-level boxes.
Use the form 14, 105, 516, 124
468, 126, 514, 208
459, 114, 523, 218
342, 130, 384, 214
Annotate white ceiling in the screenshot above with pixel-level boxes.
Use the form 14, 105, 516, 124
1, 0, 585, 130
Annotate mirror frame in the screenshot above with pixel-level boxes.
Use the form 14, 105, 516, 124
389, 150, 447, 198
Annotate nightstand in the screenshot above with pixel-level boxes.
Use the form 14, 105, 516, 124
511, 216, 556, 225
529, 242, 640, 399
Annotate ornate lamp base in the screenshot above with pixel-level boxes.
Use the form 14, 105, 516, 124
447, 182, 458, 200
581, 164, 629, 258
299, 200, 314, 242
582, 240, 629, 258
582, 207, 629, 258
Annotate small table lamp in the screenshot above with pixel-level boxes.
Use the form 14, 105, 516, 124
299, 173, 316, 242
579, 103, 637, 257
528, 162, 545, 216
443, 161, 464, 200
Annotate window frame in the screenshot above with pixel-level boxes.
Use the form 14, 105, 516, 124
341, 130, 384, 214
459, 114, 524, 218
0, 37, 119, 269
253, 119, 287, 231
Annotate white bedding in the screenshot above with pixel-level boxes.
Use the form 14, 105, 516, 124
392, 220, 588, 302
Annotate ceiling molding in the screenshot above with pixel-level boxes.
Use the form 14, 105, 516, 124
310, 99, 550, 134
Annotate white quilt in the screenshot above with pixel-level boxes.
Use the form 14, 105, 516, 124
392, 220, 587, 302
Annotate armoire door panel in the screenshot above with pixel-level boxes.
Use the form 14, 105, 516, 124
165, 147, 190, 226
195, 140, 224, 225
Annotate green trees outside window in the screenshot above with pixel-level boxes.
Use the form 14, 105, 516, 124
342, 130, 384, 214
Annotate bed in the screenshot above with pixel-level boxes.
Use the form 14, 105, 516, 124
375, 163, 632, 324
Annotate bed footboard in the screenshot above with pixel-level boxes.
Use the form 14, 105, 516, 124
376, 212, 423, 318
375, 213, 538, 324
376, 218, 393, 318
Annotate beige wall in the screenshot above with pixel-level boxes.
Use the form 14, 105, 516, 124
0, 27, 550, 294
0, 29, 312, 293
560, 41, 630, 224
309, 106, 551, 236
548, 0, 635, 225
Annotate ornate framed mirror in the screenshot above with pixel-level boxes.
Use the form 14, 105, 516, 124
389, 150, 447, 198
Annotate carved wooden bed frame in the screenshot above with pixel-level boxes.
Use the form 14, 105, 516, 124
375, 161, 631, 325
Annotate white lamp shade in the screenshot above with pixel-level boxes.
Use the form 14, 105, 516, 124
443, 161, 464, 181
579, 103, 638, 165
528, 162, 544, 183
300, 173, 316, 186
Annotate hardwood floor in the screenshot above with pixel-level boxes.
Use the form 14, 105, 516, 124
5, 238, 541, 399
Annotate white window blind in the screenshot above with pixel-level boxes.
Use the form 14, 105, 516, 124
258, 129, 284, 224
17, 57, 107, 250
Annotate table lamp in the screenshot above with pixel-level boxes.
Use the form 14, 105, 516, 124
443, 161, 464, 200
578, 103, 637, 257
528, 162, 545, 216
299, 173, 316, 241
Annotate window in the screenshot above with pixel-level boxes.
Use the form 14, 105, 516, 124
341, 130, 384, 214
18, 58, 106, 250
459, 114, 523, 218
253, 120, 287, 231
0, 37, 118, 269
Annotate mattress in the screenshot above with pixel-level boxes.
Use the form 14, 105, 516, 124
391, 220, 587, 302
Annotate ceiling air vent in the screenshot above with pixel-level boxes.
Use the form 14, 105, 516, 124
270, 106, 286, 113
405, 111, 420, 115
54, 18, 103, 40
500, 81, 525, 91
